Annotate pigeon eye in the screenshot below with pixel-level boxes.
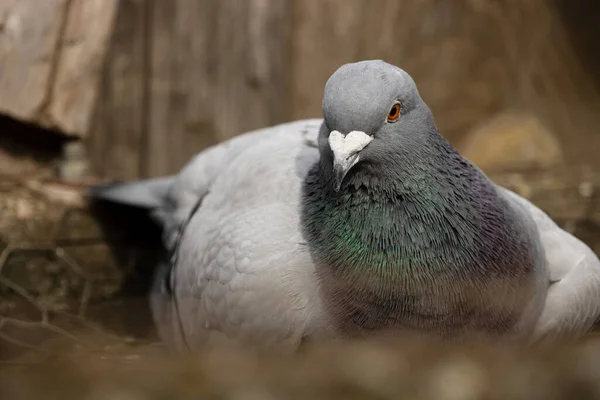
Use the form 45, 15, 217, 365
387, 103, 401, 122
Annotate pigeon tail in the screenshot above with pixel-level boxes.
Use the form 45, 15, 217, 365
87, 176, 175, 209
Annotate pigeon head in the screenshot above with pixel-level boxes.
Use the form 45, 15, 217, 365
318, 60, 437, 191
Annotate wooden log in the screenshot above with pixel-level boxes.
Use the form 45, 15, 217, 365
0, 0, 118, 137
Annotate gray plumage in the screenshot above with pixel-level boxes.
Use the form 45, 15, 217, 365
91, 60, 600, 351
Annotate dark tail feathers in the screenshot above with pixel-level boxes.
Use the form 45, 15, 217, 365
87, 176, 175, 209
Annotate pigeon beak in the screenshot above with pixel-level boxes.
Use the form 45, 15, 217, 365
332, 155, 359, 192
328, 130, 374, 192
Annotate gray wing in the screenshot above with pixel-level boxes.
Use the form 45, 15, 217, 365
500, 188, 600, 340
156, 119, 323, 250
151, 119, 330, 352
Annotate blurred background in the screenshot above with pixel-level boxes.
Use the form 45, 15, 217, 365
1, 0, 600, 397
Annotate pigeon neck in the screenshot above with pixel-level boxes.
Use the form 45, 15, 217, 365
301, 144, 538, 335
301, 132, 535, 280
303, 146, 493, 271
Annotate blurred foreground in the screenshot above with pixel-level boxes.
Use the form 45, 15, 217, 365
3, 333, 600, 400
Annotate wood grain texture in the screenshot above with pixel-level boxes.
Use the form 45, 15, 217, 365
86, 0, 147, 181
145, 0, 290, 177
45, 0, 119, 136
0, 0, 67, 120
0, 0, 117, 137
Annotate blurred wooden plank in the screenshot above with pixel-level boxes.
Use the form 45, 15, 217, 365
145, 0, 179, 177
145, 0, 290, 177
289, 0, 365, 119
211, 0, 290, 143
87, 0, 147, 181
0, 0, 68, 121
44, 0, 119, 137
0, 0, 117, 138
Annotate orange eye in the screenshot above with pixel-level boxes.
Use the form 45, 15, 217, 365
387, 103, 401, 122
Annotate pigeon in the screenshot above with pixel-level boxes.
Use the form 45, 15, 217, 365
90, 60, 600, 352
